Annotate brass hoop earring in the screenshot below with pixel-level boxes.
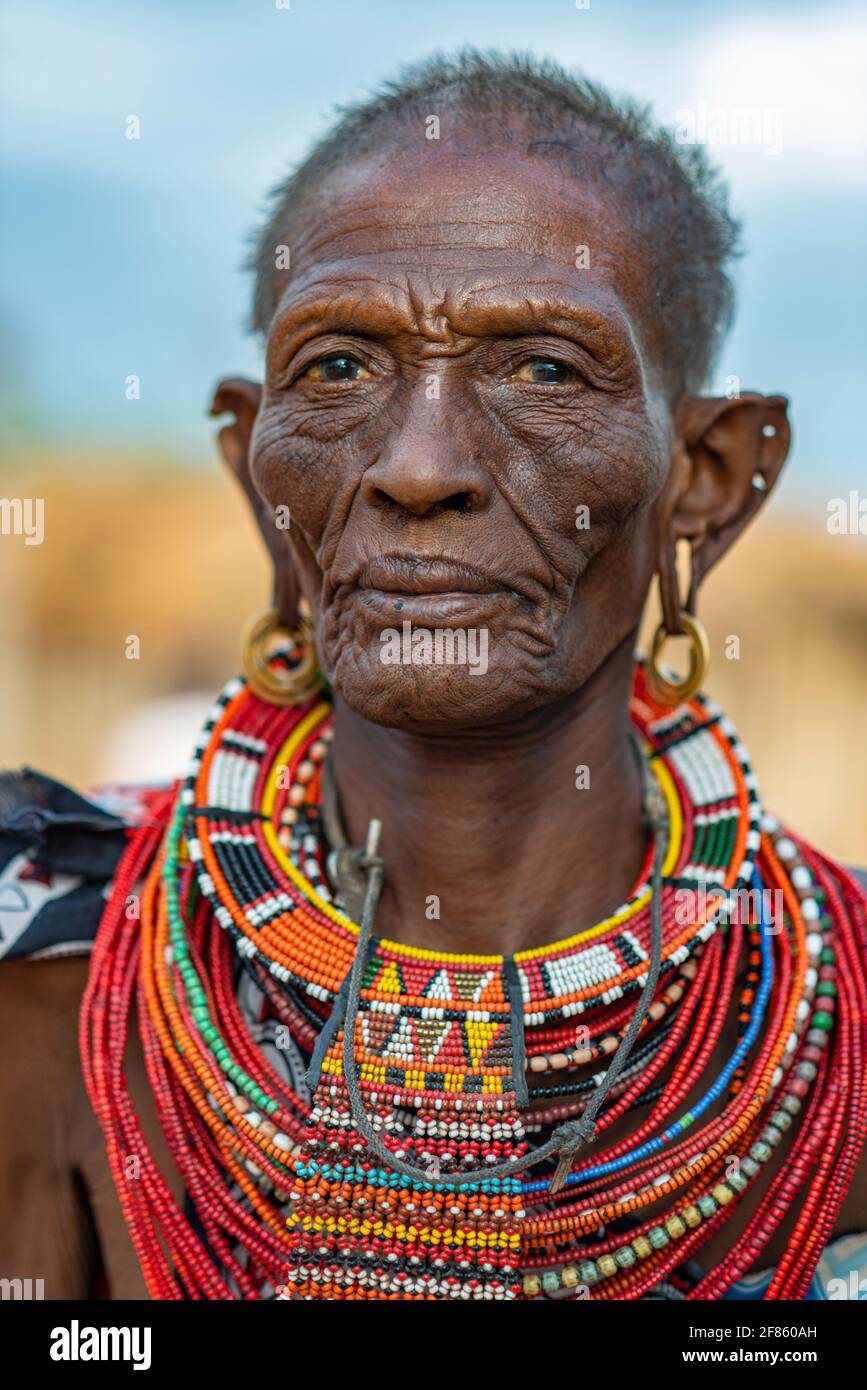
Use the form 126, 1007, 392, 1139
646, 612, 709, 706
241, 603, 325, 707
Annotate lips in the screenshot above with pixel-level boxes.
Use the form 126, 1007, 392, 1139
357, 556, 501, 596
351, 555, 511, 627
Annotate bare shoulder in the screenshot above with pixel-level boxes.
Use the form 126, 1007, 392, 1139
0, 954, 89, 1100
0, 953, 175, 1299
0, 955, 99, 1297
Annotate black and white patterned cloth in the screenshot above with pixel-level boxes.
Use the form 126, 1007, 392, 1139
0, 767, 172, 960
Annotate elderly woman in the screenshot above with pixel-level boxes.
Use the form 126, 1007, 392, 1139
1, 52, 865, 1302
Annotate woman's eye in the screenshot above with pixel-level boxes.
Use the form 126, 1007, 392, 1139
301, 354, 369, 383
515, 359, 577, 385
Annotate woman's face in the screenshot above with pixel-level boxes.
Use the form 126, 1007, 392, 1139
249, 138, 679, 732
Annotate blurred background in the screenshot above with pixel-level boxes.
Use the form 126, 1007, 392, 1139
1, 0, 865, 859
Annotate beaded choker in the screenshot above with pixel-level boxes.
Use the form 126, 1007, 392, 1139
81, 654, 867, 1300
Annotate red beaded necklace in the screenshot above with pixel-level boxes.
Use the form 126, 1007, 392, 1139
80, 653, 867, 1299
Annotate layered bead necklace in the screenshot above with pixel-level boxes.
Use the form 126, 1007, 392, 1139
80, 649, 867, 1300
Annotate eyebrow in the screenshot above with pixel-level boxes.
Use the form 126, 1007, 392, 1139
267, 271, 637, 367
455, 282, 634, 357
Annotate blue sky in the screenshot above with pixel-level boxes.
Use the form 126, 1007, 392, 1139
2, 0, 865, 506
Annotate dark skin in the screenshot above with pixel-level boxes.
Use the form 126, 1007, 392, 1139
1, 127, 864, 1297
227, 137, 788, 950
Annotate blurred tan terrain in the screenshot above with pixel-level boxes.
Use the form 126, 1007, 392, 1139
1, 456, 865, 864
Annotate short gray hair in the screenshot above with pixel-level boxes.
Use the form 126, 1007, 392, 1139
247, 49, 741, 392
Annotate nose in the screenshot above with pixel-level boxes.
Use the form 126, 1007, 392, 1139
360, 390, 491, 517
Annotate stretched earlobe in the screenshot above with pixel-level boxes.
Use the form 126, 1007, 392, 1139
210, 377, 300, 627
656, 535, 694, 637
210, 378, 262, 478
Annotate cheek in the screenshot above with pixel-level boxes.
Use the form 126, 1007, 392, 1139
250, 398, 388, 547
491, 395, 669, 583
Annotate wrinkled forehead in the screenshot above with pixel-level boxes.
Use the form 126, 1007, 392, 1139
268, 143, 662, 374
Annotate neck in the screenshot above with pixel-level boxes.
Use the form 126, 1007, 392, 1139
330, 636, 647, 955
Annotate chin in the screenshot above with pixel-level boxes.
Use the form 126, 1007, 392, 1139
327, 636, 553, 732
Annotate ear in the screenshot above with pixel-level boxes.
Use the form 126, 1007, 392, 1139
656, 391, 792, 632
210, 377, 299, 625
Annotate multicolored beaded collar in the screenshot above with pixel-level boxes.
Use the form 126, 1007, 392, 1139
81, 655, 867, 1300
